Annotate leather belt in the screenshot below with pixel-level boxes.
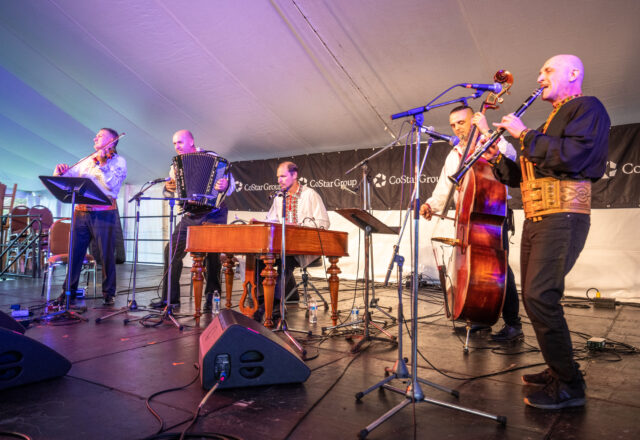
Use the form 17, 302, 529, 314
520, 177, 591, 222
76, 199, 117, 212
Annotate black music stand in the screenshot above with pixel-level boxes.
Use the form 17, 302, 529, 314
334, 208, 397, 352
39, 175, 112, 322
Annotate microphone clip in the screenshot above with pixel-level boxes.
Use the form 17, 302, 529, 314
147, 177, 171, 185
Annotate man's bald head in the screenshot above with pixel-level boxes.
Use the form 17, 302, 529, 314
538, 54, 584, 105
172, 130, 196, 155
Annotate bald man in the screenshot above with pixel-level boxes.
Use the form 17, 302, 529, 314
487, 55, 610, 409
154, 130, 235, 310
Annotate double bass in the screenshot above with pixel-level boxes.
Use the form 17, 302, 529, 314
434, 70, 513, 329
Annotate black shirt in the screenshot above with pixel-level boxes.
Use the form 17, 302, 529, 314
494, 96, 611, 187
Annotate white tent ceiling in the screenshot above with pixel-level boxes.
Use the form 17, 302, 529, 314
1, 0, 639, 191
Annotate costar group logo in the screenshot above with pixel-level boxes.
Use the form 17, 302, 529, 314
234, 180, 243, 192
602, 161, 617, 179
298, 177, 308, 186
373, 173, 387, 187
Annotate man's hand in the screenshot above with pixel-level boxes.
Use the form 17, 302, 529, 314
471, 112, 491, 136
54, 163, 69, 176
493, 113, 527, 139
165, 179, 177, 193
215, 177, 228, 192
419, 203, 434, 221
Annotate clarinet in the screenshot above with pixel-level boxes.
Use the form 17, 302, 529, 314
449, 87, 544, 185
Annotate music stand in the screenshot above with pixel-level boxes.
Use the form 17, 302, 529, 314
39, 175, 112, 322
333, 208, 397, 352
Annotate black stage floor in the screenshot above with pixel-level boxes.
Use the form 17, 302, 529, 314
1, 264, 639, 440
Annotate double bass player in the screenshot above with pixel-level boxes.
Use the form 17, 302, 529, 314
420, 106, 523, 342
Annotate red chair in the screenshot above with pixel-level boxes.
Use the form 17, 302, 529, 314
42, 218, 97, 301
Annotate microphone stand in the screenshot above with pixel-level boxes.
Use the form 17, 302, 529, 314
130, 195, 190, 331
273, 187, 309, 357
357, 113, 505, 439
96, 182, 158, 324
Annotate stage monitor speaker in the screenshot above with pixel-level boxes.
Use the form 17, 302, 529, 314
199, 309, 310, 389
0, 327, 72, 391
0, 310, 26, 334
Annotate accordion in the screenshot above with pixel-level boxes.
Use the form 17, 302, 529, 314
173, 152, 230, 209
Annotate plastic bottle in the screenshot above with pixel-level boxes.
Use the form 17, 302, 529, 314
213, 290, 221, 316
350, 307, 359, 328
308, 299, 318, 324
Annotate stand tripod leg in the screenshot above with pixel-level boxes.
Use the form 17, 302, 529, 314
96, 301, 144, 324
96, 307, 127, 323
417, 377, 459, 397
359, 398, 412, 439
277, 321, 308, 357
355, 373, 397, 401
321, 316, 364, 334
367, 317, 396, 340
373, 306, 395, 322
464, 322, 471, 353
165, 308, 184, 331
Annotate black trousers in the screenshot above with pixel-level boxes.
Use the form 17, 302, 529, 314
520, 213, 589, 382
162, 206, 227, 304
64, 209, 118, 298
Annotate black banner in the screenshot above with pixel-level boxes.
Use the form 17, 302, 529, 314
227, 123, 640, 211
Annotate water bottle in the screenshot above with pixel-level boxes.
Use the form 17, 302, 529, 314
308, 299, 318, 324
213, 290, 221, 316
350, 307, 359, 328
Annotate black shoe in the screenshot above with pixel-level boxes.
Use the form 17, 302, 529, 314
523, 368, 553, 386
103, 296, 115, 306
490, 324, 524, 342
524, 376, 586, 410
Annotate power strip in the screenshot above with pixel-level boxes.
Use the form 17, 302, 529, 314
593, 297, 616, 309
587, 337, 606, 350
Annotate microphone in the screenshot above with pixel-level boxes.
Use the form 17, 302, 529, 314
461, 83, 502, 93
147, 177, 171, 184
339, 183, 358, 196
419, 126, 460, 146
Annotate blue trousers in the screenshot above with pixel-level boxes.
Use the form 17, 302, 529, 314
64, 209, 118, 298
